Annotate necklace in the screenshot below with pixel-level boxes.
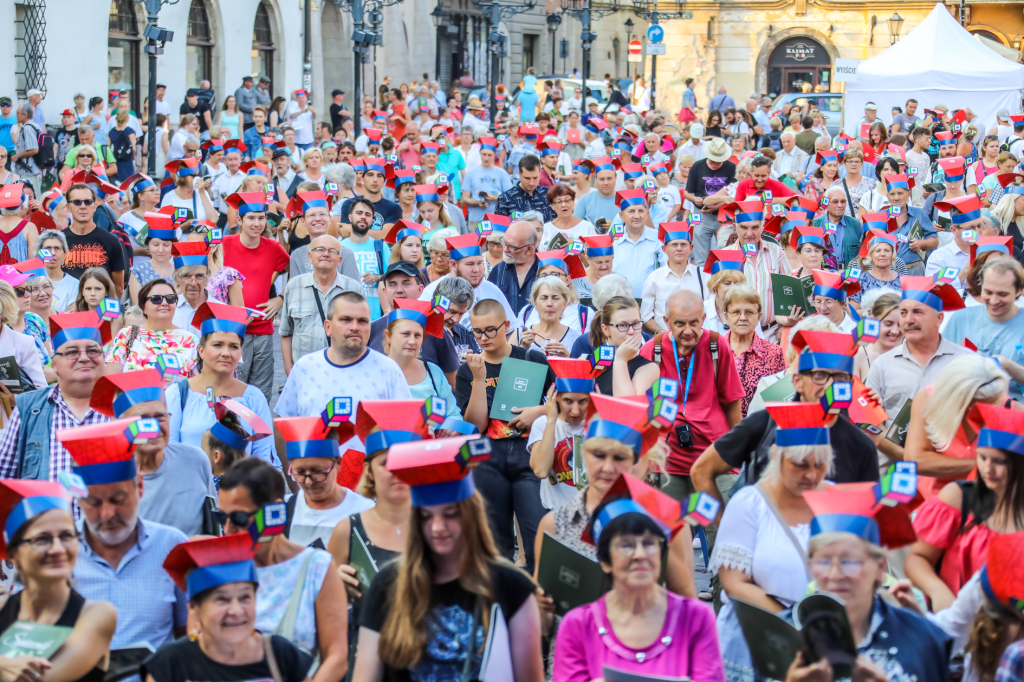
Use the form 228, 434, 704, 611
373, 508, 406, 536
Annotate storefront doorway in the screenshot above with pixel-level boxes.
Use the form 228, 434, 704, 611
767, 37, 832, 96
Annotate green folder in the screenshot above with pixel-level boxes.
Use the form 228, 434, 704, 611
770, 273, 815, 319
489, 357, 549, 421
885, 398, 914, 447
537, 532, 612, 615
907, 219, 924, 243
350, 527, 379, 590
572, 436, 587, 490
0, 621, 72, 659
757, 375, 797, 404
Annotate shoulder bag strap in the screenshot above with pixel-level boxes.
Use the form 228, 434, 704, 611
261, 634, 284, 682
754, 482, 811, 580
274, 549, 316, 641
841, 178, 855, 219
283, 493, 299, 538
312, 287, 329, 344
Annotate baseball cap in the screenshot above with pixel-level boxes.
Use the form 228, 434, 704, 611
383, 261, 421, 280
0, 97, 12, 107
26, 89, 42, 98
186, 89, 200, 98
998, 108, 1010, 120
332, 89, 345, 97
864, 102, 877, 111
61, 109, 74, 117
74, 92, 85, 100
272, 148, 292, 160
156, 84, 166, 89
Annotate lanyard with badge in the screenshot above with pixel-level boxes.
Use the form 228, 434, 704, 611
670, 334, 695, 448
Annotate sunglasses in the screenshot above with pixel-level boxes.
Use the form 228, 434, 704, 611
211, 509, 256, 528
146, 294, 177, 306
13, 287, 28, 297
69, 199, 94, 206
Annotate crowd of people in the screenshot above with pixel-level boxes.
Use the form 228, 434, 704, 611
0, 73, 1022, 682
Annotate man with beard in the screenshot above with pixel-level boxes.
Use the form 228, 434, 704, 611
276, 291, 410, 458
340, 197, 391, 319
60, 416, 190, 652
420, 233, 518, 330
336, 158, 401, 239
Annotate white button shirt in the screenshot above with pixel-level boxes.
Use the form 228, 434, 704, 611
640, 263, 706, 330
924, 240, 970, 293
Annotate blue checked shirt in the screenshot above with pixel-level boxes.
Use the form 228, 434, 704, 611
997, 640, 1024, 682
73, 518, 188, 650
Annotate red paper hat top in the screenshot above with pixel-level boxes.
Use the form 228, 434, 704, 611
355, 400, 431, 442
49, 312, 112, 348
765, 401, 828, 430
276, 415, 353, 445
0, 481, 72, 558
56, 417, 141, 466
90, 369, 164, 417
790, 330, 857, 357
581, 473, 686, 544
385, 434, 487, 486
391, 298, 445, 338
214, 399, 273, 442
985, 531, 1024, 610
163, 534, 257, 593
804, 482, 917, 549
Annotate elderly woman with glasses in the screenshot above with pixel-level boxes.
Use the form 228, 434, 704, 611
541, 184, 595, 251
0, 279, 46, 391
422, 228, 457, 283
106, 277, 198, 377
511, 277, 581, 357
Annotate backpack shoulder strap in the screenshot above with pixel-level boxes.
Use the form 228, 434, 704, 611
373, 239, 384, 275
284, 493, 299, 538
956, 479, 975, 531
578, 305, 588, 330
653, 331, 664, 365
175, 378, 190, 414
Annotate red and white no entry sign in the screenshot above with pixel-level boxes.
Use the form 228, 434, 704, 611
628, 40, 643, 55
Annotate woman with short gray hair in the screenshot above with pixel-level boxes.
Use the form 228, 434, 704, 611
325, 163, 358, 201
422, 227, 458, 283
38, 229, 78, 313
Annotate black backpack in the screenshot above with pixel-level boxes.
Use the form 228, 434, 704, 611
23, 123, 54, 170
110, 131, 133, 162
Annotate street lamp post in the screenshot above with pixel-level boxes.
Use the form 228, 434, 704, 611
630, 0, 688, 112
560, 0, 619, 97
887, 11, 904, 45
473, 0, 536, 128
547, 12, 562, 73
134, 0, 179, 177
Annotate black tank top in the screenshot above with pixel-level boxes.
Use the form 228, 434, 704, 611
0, 590, 104, 682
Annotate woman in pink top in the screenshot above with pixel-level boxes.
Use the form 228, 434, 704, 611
552, 476, 724, 682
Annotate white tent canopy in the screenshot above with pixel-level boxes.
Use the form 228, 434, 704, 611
843, 3, 1023, 136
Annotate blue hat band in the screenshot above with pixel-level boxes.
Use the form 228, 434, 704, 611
735, 211, 763, 223
593, 498, 669, 546
131, 179, 155, 195
148, 228, 177, 241
938, 138, 957, 147
4, 496, 71, 543
245, 168, 268, 177
113, 386, 164, 417
663, 231, 691, 244
173, 255, 208, 269
775, 427, 831, 447
210, 421, 249, 452
176, 166, 199, 178
286, 439, 340, 461
364, 164, 387, 176
586, 125, 602, 134
540, 148, 558, 156
365, 429, 421, 455
185, 560, 259, 601
53, 327, 102, 352
1006, 186, 1024, 196
943, 171, 965, 182
791, 207, 815, 219
978, 428, 1024, 457
951, 208, 981, 225
45, 196, 65, 213
416, 192, 440, 203
594, 164, 615, 174
206, 145, 224, 155
393, 175, 416, 187
410, 476, 477, 507
573, 165, 592, 176
225, 147, 243, 156
812, 284, 847, 303
586, 419, 643, 454
901, 288, 944, 312
798, 351, 854, 374
480, 144, 498, 152
438, 417, 479, 435
650, 167, 668, 175
73, 458, 138, 486
863, 221, 889, 233
450, 245, 482, 260
302, 199, 328, 214
886, 181, 909, 191
539, 257, 568, 273
977, 244, 1009, 257
21, 268, 45, 279
781, 221, 803, 234
623, 171, 642, 180
237, 203, 266, 216
810, 513, 880, 545
388, 308, 428, 329
798, 235, 826, 248
394, 229, 422, 244
587, 246, 614, 257
200, 319, 248, 338
555, 378, 595, 393
710, 260, 745, 274
619, 197, 645, 209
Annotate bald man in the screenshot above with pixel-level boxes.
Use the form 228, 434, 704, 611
280, 234, 364, 372
487, 220, 540, 314
638, 289, 744, 501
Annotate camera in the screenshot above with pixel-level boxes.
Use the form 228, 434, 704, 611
675, 423, 693, 448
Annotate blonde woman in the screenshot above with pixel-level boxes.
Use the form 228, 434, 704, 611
510, 277, 580, 357
0, 280, 46, 391
860, 289, 903, 365
990, 183, 1024, 252
286, 147, 327, 197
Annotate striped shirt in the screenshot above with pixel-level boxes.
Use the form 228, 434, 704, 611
724, 239, 790, 326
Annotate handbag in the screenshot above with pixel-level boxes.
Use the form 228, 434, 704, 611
678, 107, 697, 123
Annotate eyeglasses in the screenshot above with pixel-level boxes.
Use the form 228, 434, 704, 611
179, 272, 207, 282
69, 199, 94, 206
803, 370, 852, 386
146, 294, 177, 306
552, 198, 573, 206
212, 509, 257, 528
17, 531, 79, 552
13, 287, 28, 297
810, 556, 866, 578
610, 320, 643, 333
288, 463, 335, 483
472, 326, 503, 339
53, 347, 104, 361
310, 247, 342, 256
500, 240, 529, 253
184, 223, 210, 234
610, 534, 663, 556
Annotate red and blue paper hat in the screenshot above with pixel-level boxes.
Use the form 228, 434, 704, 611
384, 220, 425, 245
766, 211, 808, 238
585, 393, 674, 457
119, 173, 156, 196
703, 250, 746, 275
537, 249, 585, 279
549, 358, 595, 394
815, 149, 839, 165
658, 222, 691, 245
222, 139, 246, 156
42, 188, 65, 215
386, 168, 417, 189
615, 189, 646, 210
91, 369, 165, 418
885, 173, 914, 193
590, 156, 615, 174
900, 275, 965, 312
240, 161, 269, 178
82, 172, 121, 199
285, 190, 331, 219
860, 212, 898, 234
997, 172, 1024, 196
192, 301, 250, 338
976, 403, 1024, 458
572, 160, 594, 176
646, 161, 668, 176
804, 483, 916, 549
202, 139, 224, 155
721, 200, 763, 225
581, 234, 614, 257
58, 417, 154, 485
971, 235, 1013, 265
0, 480, 72, 557
793, 225, 826, 251
225, 192, 267, 216
143, 212, 177, 242
13, 258, 46, 280
518, 125, 539, 140
163, 534, 258, 601
356, 400, 432, 455
165, 158, 200, 178
49, 312, 112, 352
420, 141, 440, 155
211, 400, 273, 453
583, 473, 686, 545
172, 240, 210, 269
538, 140, 561, 157
386, 434, 492, 506
585, 118, 608, 135
811, 268, 859, 302
446, 233, 482, 261
415, 183, 446, 204
934, 130, 957, 147
857, 228, 897, 260
363, 158, 388, 176
372, 109, 388, 122
618, 163, 642, 180
766, 402, 830, 447
937, 156, 967, 184
786, 196, 820, 220
387, 299, 445, 338
791, 330, 856, 374
276, 416, 354, 461
933, 193, 982, 225
980, 532, 1024, 615
479, 137, 499, 152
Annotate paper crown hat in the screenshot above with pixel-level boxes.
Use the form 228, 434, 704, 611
49, 312, 112, 352
790, 224, 826, 251
285, 190, 331, 220
884, 173, 915, 192
536, 249, 586, 279
384, 219, 425, 245
860, 212, 898, 235
164, 157, 200, 178
240, 161, 270, 177
719, 200, 764, 225
932, 193, 982, 225
163, 534, 258, 601
548, 358, 596, 394
766, 402, 830, 447
970, 235, 1013, 265
209, 399, 273, 453
275, 416, 354, 461
857, 228, 898, 260
387, 298, 445, 339
225, 192, 267, 216
356, 400, 433, 455
385, 168, 416, 188
172, 240, 210, 269
191, 301, 250, 338
615, 189, 647, 210
900, 275, 965, 312
790, 330, 856, 374
618, 163, 643, 180
804, 482, 917, 549
703, 250, 746, 275
580, 234, 614, 257
936, 156, 967, 184
13, 257, 46, 280
386, 434, 492, 506
414, 184, 447, 204
445, 233, 482, 260
980, 532, 1024, 615
811, 268, 860, 302
765, 211, 808, 238
997, 172, 1024, 195
0, 480, 72, 558
0, 184, 24, 210
57, 417, 154, 485
583, 473, 686, 545
976, 402, 1024, 458
142, 211, 178, 242
585, 393, 675, 457
90, 369, 165, 418
658, 222, 692, 245
786, 196, 821, 219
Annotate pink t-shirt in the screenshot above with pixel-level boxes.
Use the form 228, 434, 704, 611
553, 592, 725, 682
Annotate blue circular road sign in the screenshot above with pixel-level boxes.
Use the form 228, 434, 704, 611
647, 25, 664, 43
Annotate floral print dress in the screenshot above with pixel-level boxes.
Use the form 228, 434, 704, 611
22, 312, 51, 368
206, 267, 244, 304
105, 326, 199, 381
